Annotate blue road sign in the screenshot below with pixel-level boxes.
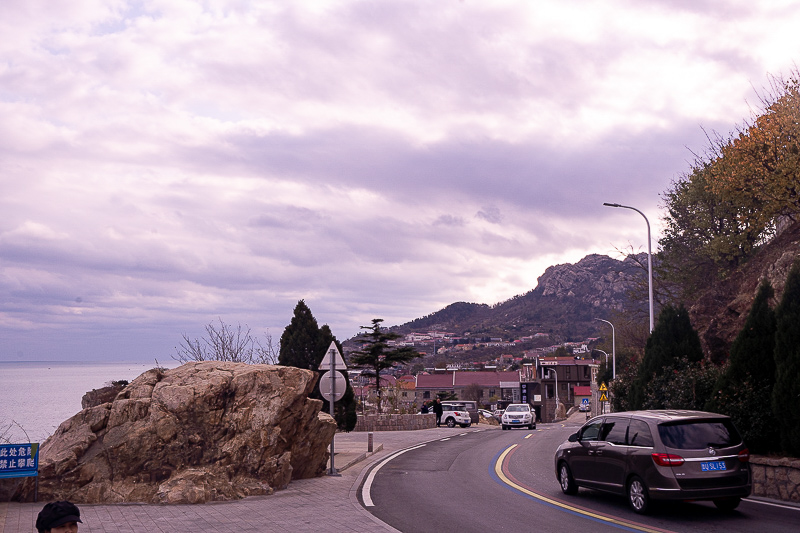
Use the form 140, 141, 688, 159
0, 443, 39, 479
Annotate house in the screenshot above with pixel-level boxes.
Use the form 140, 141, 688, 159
531, 356, 600, 423
415, 371, 521, 407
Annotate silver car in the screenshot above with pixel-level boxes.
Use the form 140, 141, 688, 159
501, 403, 536, 430
554, 410, 751, 514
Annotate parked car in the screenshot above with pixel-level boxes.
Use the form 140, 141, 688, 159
478, 409, 494, 419
452, 400, 479, 424
554, 410, 751, 514
492, 409, 505, 421
501, 403, 535, 430
441, 403, 472, 428
578, 403, 591, 412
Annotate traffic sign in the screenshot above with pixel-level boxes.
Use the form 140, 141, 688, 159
581, 398, 589, 406
319, 342, 347, 371
599, 392, 609, 402
319, 370, 347, 402
599, 382, 608, 392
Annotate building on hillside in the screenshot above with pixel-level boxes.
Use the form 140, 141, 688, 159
528, 356, 600, 423
415, 371, 521, 407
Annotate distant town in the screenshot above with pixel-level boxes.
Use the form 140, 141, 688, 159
343, 329, 609, 423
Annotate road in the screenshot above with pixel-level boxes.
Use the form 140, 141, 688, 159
359, 417, 800, 533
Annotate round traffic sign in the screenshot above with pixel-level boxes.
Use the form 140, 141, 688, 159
319, 370, 347, 402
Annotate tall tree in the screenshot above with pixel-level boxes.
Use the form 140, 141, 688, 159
279, 301, 357, 431
629, 305, 704, 410
279, 300, 320, 369
658, 163, 766, 302
772, 259, 800, 455
710, 72, 800, 224
706, 280, 779, 454
349, 318, 421, 413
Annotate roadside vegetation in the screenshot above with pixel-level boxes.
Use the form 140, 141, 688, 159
612, 70, 800, 457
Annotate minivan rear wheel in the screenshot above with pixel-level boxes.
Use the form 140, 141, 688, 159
627, 476, 650, 514
713, 497, 741, 511
558, 462, 578, 495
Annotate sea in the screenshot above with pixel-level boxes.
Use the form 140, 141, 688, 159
0, 361, 179, 444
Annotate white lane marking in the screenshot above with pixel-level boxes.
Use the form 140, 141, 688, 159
362, 444, 427, 507
745, 498, 800, 511
440, 438, 451, 441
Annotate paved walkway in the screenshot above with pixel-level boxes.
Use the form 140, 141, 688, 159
0, 425, 494, 532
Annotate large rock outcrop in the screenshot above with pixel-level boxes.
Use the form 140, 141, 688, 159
690, 220, 800, 362
19, 362, 336, 504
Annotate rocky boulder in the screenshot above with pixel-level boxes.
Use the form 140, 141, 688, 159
690, 220, 800, 362
18, 361, 336, 504
81, 382, 127, 409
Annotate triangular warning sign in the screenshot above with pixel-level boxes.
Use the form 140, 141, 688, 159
318, 341, 347, 371
599, 382, 608, 392
599, 392, 609, 402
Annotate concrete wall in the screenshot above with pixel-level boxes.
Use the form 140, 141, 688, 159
353, 413, 436, 432
751, 455, 800, 503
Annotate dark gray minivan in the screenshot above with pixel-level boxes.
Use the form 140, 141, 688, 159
554, 410, 751, 513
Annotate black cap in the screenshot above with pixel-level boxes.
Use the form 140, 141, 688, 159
36, 501, 82, 532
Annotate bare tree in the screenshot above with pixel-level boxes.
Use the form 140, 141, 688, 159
174, 318, 280, 364
462, 383, 484, 404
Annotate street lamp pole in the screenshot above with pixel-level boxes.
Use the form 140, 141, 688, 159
594, 318, 616, 380
603, 203, 654, 332
547, 368, 559, 421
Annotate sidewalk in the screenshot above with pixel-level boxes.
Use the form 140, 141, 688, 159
0, 425, 494, 533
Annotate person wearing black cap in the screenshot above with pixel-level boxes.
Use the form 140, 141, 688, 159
35, 501, 82, 533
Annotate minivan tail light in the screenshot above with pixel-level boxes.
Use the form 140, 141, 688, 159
738, 448, 750, 463
651, 453, 685, 467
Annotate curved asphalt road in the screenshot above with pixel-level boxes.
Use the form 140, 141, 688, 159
360, 416, 800, 533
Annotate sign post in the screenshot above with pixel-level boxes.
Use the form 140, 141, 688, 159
598, 382, 609, 415
319, 342, 347, 476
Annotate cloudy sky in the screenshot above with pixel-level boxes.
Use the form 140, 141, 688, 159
2, 0, 799, 362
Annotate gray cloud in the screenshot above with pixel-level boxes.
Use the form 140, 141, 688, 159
1, 0, 798, 361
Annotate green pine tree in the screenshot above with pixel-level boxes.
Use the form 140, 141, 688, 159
349, 318, 421, 413
706, 280, 779, 454
630, 305, 704, 410
278, 300, 320, 369
279, 300, 357, 431
772, 259, 800, 456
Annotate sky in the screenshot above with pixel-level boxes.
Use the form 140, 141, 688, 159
2, 0, 800, 363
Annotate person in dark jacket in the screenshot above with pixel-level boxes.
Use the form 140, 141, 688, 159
36, 501, 82, 533
432, 398, 443, 427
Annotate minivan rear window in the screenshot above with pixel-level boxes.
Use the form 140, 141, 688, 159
657, 419, 742, 449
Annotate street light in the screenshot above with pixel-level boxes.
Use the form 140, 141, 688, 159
595, 349, 609, 366
603, 202, 654, 332
546, 368, 559, 420
594, 318, 616, 380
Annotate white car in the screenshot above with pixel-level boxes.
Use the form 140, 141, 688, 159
441, 403, 472, 428
501, 403, 536, 430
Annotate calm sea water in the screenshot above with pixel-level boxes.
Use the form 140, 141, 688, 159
0, 361, 178, 444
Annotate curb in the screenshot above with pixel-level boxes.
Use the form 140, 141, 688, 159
335, 443, 385, 473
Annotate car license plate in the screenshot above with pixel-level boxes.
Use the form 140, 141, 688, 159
701, 461, 726, 472
511, 420, 520, 423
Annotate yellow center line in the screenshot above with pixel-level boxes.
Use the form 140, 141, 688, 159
494, 445, 674, 533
